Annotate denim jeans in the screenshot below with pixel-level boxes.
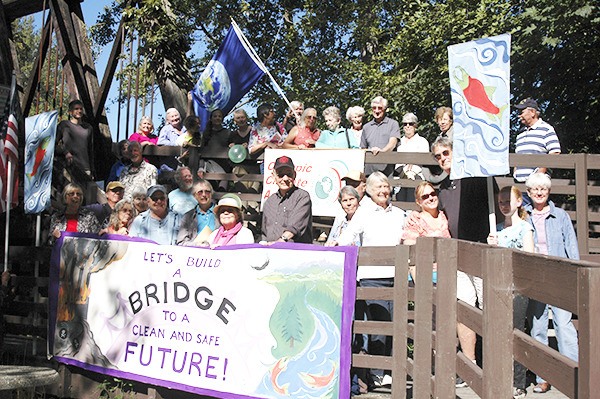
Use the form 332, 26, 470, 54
528, 299, 579, 384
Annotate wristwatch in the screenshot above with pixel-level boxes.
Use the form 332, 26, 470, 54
281, 235, 289, 242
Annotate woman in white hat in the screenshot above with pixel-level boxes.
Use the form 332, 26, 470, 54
208, 194, 255, 248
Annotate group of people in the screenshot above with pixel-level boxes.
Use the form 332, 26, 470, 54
50, 93, 571, 398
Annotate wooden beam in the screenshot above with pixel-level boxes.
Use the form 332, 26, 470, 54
21, 14, 52, 116
1, 0, 83, 22
95, 18, 126, 122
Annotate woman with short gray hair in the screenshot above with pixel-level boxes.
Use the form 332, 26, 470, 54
346, 106, 365, 145
325, 186, 361, 246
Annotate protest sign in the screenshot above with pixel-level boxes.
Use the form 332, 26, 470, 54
448, 33, 511, 179
49, 234, 358, 399
261, 149, 365, 216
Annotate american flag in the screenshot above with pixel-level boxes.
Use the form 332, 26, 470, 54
0, 75, 19, 213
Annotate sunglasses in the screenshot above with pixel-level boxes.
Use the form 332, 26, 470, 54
150, 195, 166, 202
277, 171, 294, 178
433, 149, 451, 160
403, 122, 416, 126
420, 191, 438, 201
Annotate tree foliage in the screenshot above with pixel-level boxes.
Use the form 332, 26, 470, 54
92, 0, 599, 152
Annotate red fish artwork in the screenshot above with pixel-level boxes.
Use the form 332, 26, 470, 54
454, 66, 500, 115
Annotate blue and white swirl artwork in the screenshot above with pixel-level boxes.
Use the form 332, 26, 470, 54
24, 110, 58, 214
448, 33, 511, 179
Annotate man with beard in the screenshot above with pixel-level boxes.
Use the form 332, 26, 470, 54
119, 141, 158, 199
129, 185, 180, 245
168, 166, 196, 215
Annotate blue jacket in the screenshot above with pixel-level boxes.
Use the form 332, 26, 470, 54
525, 200, 580, 260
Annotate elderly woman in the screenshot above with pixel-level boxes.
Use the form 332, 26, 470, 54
102, 199, 135, 235
207, 194, 254, 248
435, 106, 454, 141
524, 173, 579, 393
249, 103, 286, 156
334, 172, 406, 387
315, 106, 359, 149
50, 183, 100, 243
283, 108, 320, 149
395, 113, 430, 202
325, 186, 361, 246
129, 116, 158, 146
119, 141, 158, 199
346, 106, 365, 146
131, 185, 149, 216
402, 181, 451, 282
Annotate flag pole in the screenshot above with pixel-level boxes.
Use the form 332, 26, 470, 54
230, 19, 293, 111
3, 72, 17, 272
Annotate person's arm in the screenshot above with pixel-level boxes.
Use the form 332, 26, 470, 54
561, 211, 580, 260
282, 127, 302, 149
280, 191, 312, 241
522, 228, 535, 253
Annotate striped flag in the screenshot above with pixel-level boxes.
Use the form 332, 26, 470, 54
0, 75, 19, 213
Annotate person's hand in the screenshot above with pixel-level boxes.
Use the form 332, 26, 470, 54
487, 234, 498, 246
228, 143, 234, 148
370, 147, 381, 155
242, 143, 248, 148
2, 271, 10, 287
324, 241, 338, 247
298, 144, 306, 149
405, 170, 416, 180
286, 108, 294, 118
52, 228, 62, 239
406, 210, 421, 228
65, 152, 73, 165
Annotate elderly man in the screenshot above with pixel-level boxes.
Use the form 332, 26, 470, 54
129, 185, 181, 245
282, 100, 304, 133
261, 156, 312, 244
85, 181, 124, 227
430, 136, 499, 386
177, 179, 218, 245
168, 166, 196, 215
120, 141, 158, 199
158, 108, 186, 146
361, 96, 401, 176
513, 98, 561, 183
341, 170, 367, 201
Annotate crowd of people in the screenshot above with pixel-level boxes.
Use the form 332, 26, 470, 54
47, 94, 571, 398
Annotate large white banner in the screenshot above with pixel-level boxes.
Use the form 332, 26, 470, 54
261, 149, 365, 217
448, 33, 511, 179
49, 234, 358, 399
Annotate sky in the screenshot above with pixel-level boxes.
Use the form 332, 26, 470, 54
33, 2, 169, 142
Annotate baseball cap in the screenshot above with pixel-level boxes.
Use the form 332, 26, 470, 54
106, 181, 125, 191
274, 156, 295, 171
147, 185, 167, 198
342, 170, 366, 183
515, 98, 540, 111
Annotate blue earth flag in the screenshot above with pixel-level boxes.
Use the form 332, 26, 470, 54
192, 24, 266, 131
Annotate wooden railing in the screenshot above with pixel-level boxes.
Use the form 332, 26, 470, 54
3, 238, 600, 397
140, 146, 600, 254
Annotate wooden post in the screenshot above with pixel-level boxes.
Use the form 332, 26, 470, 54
389, 244, 409, 399
434, 238, 457, 398
482, 247, 513, 398
413, 237, 434, 398
577, 263, 600, 398
574, 153, 589, 255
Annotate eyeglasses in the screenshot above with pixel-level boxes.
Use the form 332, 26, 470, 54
372, 106, 384, 110
420, 191, 438, 201
433, 149, 451, 160
306, 115, 317, 119
120, 208, 133, 213
67, 192, 82, 197
403, 122, 416, 126
150, 196, 166, 202
195, 189, 211, 195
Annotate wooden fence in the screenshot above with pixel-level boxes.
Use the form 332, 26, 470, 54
141, 146, 600, 254
3, 237, 600, 398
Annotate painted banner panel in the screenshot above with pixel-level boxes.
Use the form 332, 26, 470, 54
49, 234, 358, 399
24, 111, 58, 214
261, 149, 365, 217
448, 33, 511, 179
